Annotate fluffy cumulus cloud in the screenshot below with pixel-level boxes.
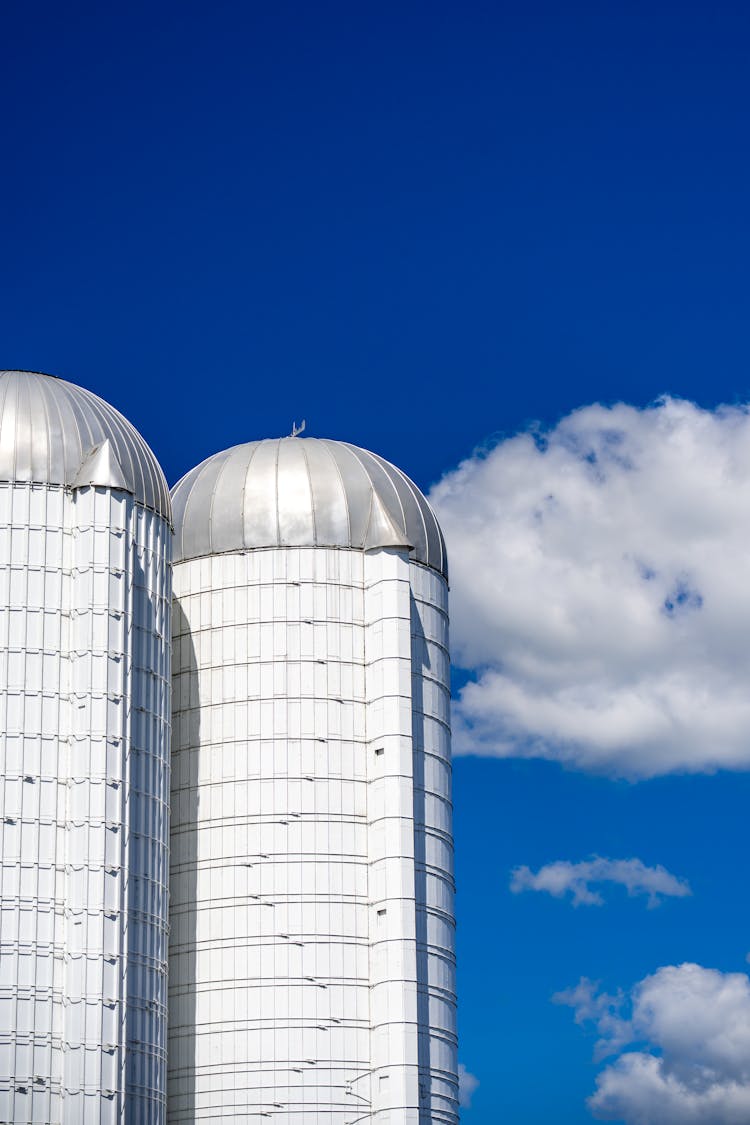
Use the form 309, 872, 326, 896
458, 1063, 479, 1109
510, 856, 691, 907
429, 398, 750, 776
555, 963, 750, 1124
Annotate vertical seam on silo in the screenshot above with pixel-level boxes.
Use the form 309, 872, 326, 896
325, 442, 357, 547
105, 397, 150, 510
121, 494, 136, 1108
10, 372, 20, 482
37, 378, 53, 483
299, 439, 317, 546
175, 460, 209, 561
274, 438, 281, 546
86, 391, 137, 498
392, 464, 429, 563
57, 379, 95, 476
241, 441, 263, 550
48, 379, 80, 487
207, 445, 239, 555
129, 409, 161, 517
350, 446, 408, 538
362, 489, 375, 547
0, 374, 13, 479
19, 373, 35, 481
125, 403, 159, 517
96, 397, 139, 502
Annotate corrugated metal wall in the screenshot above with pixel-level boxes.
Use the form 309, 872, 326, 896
0, 483, 171, 1124
168, 545, 457, 1124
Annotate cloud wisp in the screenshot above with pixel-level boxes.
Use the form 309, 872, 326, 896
510, 856, 691, 907
555, 963, 750, 1124
458, 1063, 479, 1109
430, 397, 750, 777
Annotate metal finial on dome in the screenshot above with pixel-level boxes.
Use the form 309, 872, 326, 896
290, 420, 306, 437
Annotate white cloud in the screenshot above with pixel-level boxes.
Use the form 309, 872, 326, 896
458, 1063, 479, 1109
430, 397, 750, 777
510, 856, 691, 907
555, 963, 750, 1123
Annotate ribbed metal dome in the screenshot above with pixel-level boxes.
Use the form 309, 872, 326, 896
0, 370, 171, 520
172, 437, 447, 577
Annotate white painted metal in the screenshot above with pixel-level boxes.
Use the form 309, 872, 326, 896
365, 551, 457, 1124
0, 371, 172, 1124
168, 439, 457, 1124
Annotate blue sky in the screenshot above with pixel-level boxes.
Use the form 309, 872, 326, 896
4, 2, 750, 1120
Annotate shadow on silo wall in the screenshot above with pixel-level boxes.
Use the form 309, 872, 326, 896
126, 532, 172, 1124
410, 590, 432, 1124
166, 597, 200, 1123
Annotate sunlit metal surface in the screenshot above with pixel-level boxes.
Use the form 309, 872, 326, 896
169, 547, 457, 1123
0, 370, 173, 1119
0, 369, 171, 520
171, 437, 448, 576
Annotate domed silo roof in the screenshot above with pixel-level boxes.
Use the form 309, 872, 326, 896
171, 436, 447, 578
0, 370, 171, 521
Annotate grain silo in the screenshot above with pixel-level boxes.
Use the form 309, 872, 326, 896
0, 370, 172, 1124
168, 435, 458, 1124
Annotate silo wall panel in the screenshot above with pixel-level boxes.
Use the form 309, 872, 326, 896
364, 547, 420, 1125
409, 561, 458, 1125
168, 547, 371, 1124
0, 484, 171, 1125
167, 544, 456, 1125
0, 483, 69, 1125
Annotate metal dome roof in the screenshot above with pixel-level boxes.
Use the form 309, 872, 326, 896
171, 437, 447, 578
0, 370, 171, 521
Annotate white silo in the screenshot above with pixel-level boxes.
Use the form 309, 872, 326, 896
0, 370, 172, 1124
168, 436, 457, 1124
